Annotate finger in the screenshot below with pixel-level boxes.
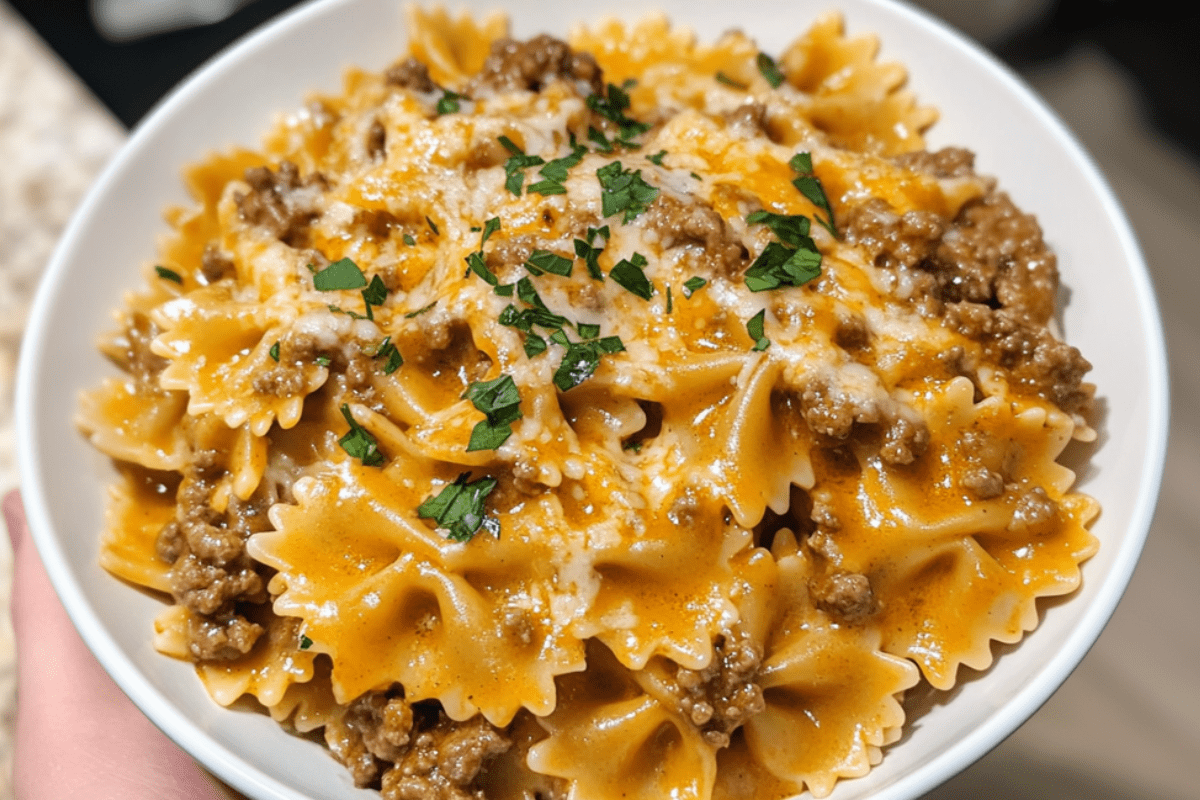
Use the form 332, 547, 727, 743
5, 490, 244, 800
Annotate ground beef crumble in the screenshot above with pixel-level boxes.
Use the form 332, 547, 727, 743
809, 570, 878, 622
235, 160, 327, 247
468, 34, 603, 96
845, 147, 1092, 414
660, 629, 765, 749
325, 692, 511, 800
156, 454, 270, 661
640, 193, 747, 277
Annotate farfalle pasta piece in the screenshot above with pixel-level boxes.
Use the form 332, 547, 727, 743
780, 11, 937, 155
528, 640, 718, 800
252, 454, 585, 724
740, 534, 919, 797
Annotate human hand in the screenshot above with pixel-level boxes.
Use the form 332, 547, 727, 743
5, 490, 244, 799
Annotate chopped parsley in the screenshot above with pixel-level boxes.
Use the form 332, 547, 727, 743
744, 210, 822, 291
480, 216, 501, 247
364, 335, 403, 374
338, 404, 384, 466
327, 305, 370, 320
313, 258, 367, 291
426, 216, 440, 236
299, 635, 313, 650
789, 152, 838, 237
587, 126, 614, 153
577, 322, 600, 340
436, 89, 466, 115
405, 301, 437, 318
525, 249, 573, 277
682, 276, 707, 297
715, 71, 748, 90
666, 285, 673, 313
314, 355, 332, 367
553, 335, 626, 392
747, 309, 771, 351
466, 251, 499, 286
756, 52, 785, 88
609, 253, 653, 300
417, 472, 500, 542
501, 140, 545, 195
596, 161, 659, 223
574, 226, 609, 281
586, 83, 652, 144
647, 150, 667, 166
463, 374, 523, 451
361, 274, 388, 319
154, 265, 182, 283
268, 341, 280, 362
744, 242, 822, 292
528, 145, 587, 195
623, 440, 643, 453
403, 233, 416, 246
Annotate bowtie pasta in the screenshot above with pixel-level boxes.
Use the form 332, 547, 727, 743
79, 7, 1099, 799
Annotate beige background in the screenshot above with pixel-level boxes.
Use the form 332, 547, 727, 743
0, 3, 1196, 798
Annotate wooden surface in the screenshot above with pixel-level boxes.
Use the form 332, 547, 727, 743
0, 5, 1195, 798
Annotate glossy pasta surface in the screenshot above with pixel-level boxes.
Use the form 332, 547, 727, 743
79, 8, 1099, 799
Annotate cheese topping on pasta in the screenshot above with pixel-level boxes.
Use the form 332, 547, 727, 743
80, 8, 1099, 799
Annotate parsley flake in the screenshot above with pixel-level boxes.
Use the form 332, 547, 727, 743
716, 71, 748, 90
647, 150, 667, 166
480, 216, 501, 247
463, 374, 522, 451
426, 216, 440, 236
789, 152, 838, 237
502, 143, 546, 195
299, 635, 313, 650
553, 336, 625, 392
683, 276, 707, 297
587, 126, 614, 153
436, 89, 466, 115
747, 309, 771, 351
361, 274, 387, 319
577, 322, 600, 340
417, 472, 500, 542
756, 53, 786, 88
338, 404, 384, 466
155, 265, 182, 283
313, 258, 367, 291
364, 336, 403, 374
596, 161, 659, 223
268, 341, 280, 362
609, 253, 653, 299
666, 285, 673, 313
574, 225, 610, 280
623, 440, 644, 453
528, 145, 587, 196
744, 242, 822, 292
403, 233, 416, 246
586, 83, 652, 144
466, 251, 500, 287
315, 355, 331, 366
405, 301, 437, 318
526, 249, 573, 277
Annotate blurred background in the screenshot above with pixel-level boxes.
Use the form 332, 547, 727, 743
0, 0, 1196, 798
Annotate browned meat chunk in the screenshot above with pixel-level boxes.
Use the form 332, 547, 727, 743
810, 570, 877, 622
469, 34, 603, 95
892, 146, 977, 179
386, 57, 437, 93
381, 712, 511, 800
200, 244, 234, 283
185, 612, 264, 662
946, 303, 1092, 412
235, 160, 325, 246
640, 194, 745, 277
844, 198, 946, 272
663, 629, 765, 748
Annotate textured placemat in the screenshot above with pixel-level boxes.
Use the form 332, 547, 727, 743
0, 3, 124, 795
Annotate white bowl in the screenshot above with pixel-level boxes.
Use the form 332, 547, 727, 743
16, 0, 1169, 798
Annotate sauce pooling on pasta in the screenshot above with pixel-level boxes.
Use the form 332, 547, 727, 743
79, 8, 1098, 799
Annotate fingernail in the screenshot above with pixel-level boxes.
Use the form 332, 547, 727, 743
3, 489, 24, 550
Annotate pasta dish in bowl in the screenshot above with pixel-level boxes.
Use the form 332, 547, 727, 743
17, 1, 1167, 799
